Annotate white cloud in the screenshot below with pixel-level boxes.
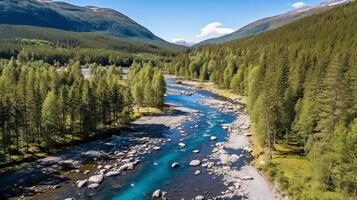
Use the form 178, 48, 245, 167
196, 22, 235, 38
292, 2, 307, 9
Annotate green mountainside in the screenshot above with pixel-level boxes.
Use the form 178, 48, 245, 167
0, 0, 167, 43
196, 0, 354, 46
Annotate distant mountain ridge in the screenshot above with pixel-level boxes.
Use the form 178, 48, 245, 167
195, 0, 355, 46
173, 40, 195, 47
0, 0, 169, 45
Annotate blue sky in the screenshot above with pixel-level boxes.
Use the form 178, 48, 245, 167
60, 0, 324, 43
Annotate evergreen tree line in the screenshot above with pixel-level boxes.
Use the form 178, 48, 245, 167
167, 2, 357, 199
0, 58, 133, 166
0, 39, 171, 67
127, 62, 166, 109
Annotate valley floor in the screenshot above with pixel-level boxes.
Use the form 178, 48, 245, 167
0, 105, 193, 200
2, 78, 292, 200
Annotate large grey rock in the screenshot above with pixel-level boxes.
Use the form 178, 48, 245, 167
88, 174, 104, 183
119, 160, 140, 171
189, 160, 201, 167
76, 179, 88, 188
152, 189, 161, 198
105, 170, 120, 177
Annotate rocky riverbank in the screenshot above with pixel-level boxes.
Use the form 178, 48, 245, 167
1, 105, 194, 200
195, 90, 289, 200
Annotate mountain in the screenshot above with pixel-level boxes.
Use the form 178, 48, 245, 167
195, 0, 355, 46
0, 0, 170, 45
173, 40, 195, 47
0, 24, 183, 55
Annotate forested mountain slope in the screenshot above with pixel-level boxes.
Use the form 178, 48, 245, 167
0, 0, 185, 64
168, 2, 357, 199
0, 0, 167, 44
0, 24, 182, 60
196, 0, 355, 46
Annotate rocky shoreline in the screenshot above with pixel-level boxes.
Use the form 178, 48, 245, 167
195, 91, 288, 200
1, 105, 194, 200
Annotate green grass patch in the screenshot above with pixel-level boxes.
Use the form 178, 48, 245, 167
262, 144, 354, 200
132, 106, 162, 119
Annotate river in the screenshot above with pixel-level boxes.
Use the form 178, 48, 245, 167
89, 78, 245, 199
2, 77, 252, 200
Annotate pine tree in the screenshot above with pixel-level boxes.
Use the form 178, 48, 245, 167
317, 54, 350, 137
144, 82, 155, 109
152, 69, 166, 109
42, 91, 60, 148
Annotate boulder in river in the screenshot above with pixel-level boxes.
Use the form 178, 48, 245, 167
178, 143, 186, 148
221, 124, 230, 130
119, 160, 140, 171
88, 174, 104, 184
153, 146, 161, 151
88, 183, 99, 189
210, 136, 217, 141
189, 160, 201, 167
152, 189, 161, 198
76, 179, 88, 188
195, 170, 201, 175
193, 149, 200, 153
171, 162, 180, 168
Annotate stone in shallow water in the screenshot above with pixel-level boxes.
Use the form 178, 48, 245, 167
195, 195, 205, 200
152, 189, 161, 198
193, 149, 200, 153
171, 162, 179, 168
153, 146, 161, 151
210, 136, 217, 141
195, 170, 201, 175
178, 143, 186, 148
189, 160, 201, 166
76, 179, 87, 188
